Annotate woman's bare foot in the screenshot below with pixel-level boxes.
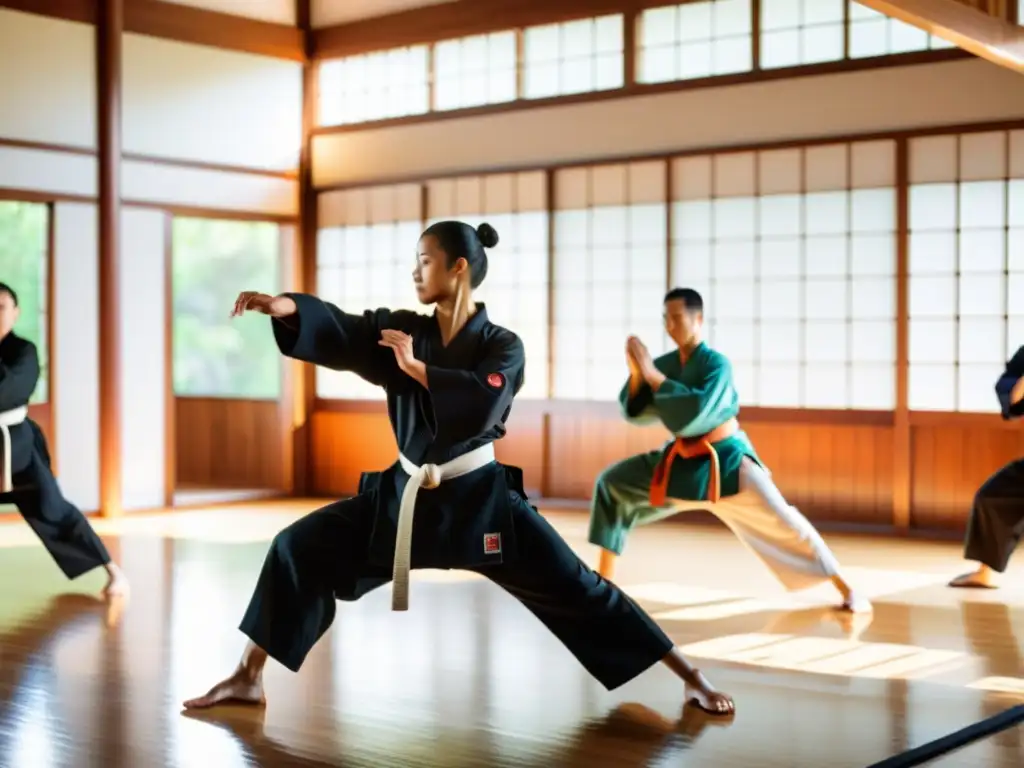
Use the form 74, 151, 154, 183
949, 564, 998, 589
102, 563, 130, 598
183, 668, 266, 710
683, 669, 735, 716
831, 575, 872, 614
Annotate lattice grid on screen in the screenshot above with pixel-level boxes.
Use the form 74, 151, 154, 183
671, 141, 898, 409
522, 15, 624, 99
908, 130, 1024, 413
433, 31, 518, 111
552, 162, 670, 402
637, 0, 753, 83
425, 172, 550, 399
317, 46, 430, 126
316, 184, 425, 400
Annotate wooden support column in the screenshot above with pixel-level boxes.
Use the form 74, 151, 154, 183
858, 0, 1024, 74
294, 0, 316, 495
97, 0, 123, 517
892, 138, 912, 531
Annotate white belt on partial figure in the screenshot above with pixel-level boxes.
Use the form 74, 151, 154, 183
392, 443, 496, 611
0, 406, 28, 494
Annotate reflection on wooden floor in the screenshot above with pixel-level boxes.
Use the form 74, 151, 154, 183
0, 501, 1023, 767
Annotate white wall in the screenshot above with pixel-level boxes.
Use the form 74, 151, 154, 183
53, 203, 100, 511
157, 0, 296, 25
0, 10, 96, 149
119, 208, 168, 511
312, 57, 1024, 187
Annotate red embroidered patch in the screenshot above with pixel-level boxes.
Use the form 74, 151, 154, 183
483, 533, 502, 554
486, 373, 504, 388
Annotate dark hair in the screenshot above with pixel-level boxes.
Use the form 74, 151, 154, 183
664, 287, 703, 313
421, 220, 499, 289
0, 282, 18, 306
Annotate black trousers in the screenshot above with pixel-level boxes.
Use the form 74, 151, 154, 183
963, 458, 1024, 573
239, 493, 675, 691
8, 450, 111, 580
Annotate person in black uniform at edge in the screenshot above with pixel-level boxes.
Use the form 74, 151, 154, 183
949, 345, 1024, 589
0, 282, 128, 596
182, 220, 735, 716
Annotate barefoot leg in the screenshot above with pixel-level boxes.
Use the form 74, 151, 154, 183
598, 548, 617, 580
830, 573, 872, 613
183, 641, 268, 710
661, 649, 734, 716
949, 563, 999, 589
102, 561, 130, 597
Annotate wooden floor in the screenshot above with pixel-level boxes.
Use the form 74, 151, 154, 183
1, 501, 1023, 767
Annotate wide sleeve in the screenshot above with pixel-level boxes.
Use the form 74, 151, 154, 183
650, 356, 729, 435
995, 345, 1024, 420
426, 333, 524, 443
271, 292, 396, 388
618, 377, 659, 425
0, 341, 40, 412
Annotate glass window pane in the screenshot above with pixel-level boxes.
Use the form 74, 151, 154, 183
0, 202, 48, 403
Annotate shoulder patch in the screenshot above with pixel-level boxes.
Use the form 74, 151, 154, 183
486, 372, 504, 388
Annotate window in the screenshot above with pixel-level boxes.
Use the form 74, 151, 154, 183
426, 172, 550, 399
847, 2, 955, 58
759, 0, 844, 69
670, 141, 898, 409
553, 162, 668, 401
433, 31, 518, 111
172, 217, 282, 399
522, 15, 624, 99
316, 184, 424, 400
637, 0, 753, 83
908, 130, 1022, 413
0, 201, 48, 403
317, 46, 430, 126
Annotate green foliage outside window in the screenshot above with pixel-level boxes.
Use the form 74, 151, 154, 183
0, 201, 48, 404
172, 217, 282, 399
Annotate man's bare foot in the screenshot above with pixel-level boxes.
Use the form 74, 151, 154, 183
949, 566, 998, 589
183, 669, 266, 710
102, 563, 130, 598
683, 669, 735, 716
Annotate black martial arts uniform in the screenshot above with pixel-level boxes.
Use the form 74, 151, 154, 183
962, 345, 1024, 572
0, 332, 111, 579
238, 294, 674, 689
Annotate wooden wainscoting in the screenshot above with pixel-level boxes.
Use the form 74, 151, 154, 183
175, 397, 286, 490
310, 402, 901, 528
26, 402, 53, 448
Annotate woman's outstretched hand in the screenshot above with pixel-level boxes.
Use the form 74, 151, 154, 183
230, 292, 296, 318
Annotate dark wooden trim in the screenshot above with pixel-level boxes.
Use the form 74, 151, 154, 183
0, 136, 299, 180
175, 395, 281, 404
122, 201, 298, 223
0, 187, 93, 205
97, 0, 122, 517
0, 0, 305, 61
163, 211, 175, 508
314, 114, 1024, 192
908, 410, 1021, 430
0, 0, 93, 24
313, 0, 691, 59
313, 397, 897, 427
311, 49, 971, 136
893, 137, 911, 530
44, 203, 56, 469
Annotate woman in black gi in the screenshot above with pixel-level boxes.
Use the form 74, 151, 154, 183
949, 345, 1024, 589
182, 221, 734, 715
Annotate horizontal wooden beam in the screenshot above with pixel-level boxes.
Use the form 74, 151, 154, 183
858, 0, 1024, 73
0, 0, 306, 61
312, 0, 655, 59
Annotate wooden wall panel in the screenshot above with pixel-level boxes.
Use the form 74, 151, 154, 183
27, 403, 53, 451
910, 423, 1024, 531
310, 411, 394, 496
174, 397, 285, 490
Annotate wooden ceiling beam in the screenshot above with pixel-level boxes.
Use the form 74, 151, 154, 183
311, 0, 655, 59
856, 0, 1024, 73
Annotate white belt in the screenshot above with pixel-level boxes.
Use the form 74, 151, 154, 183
0, 406, 27, 493
392, 443, 496, 611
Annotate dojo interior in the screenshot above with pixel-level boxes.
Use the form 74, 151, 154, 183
2, 0, 1024, 766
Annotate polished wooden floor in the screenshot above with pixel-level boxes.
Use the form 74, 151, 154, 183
0, 501, 1022, 767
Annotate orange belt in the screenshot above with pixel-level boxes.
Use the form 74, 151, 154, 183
649, 418, 739, 507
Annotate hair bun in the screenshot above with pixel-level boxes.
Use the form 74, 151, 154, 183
475, 222, 499, 249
